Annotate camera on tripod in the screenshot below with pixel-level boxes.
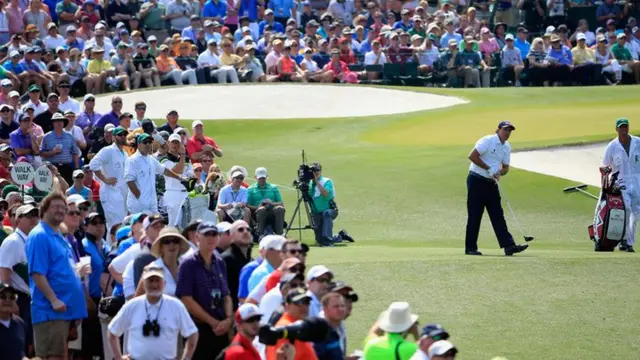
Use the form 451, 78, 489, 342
258, 317, 330, 345
286, 151, 319, 238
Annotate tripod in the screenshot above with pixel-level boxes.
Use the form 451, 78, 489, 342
285, 185, 317, 240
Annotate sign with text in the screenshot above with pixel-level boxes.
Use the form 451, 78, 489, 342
10, 162, 35, 186
34, 165, 53, 192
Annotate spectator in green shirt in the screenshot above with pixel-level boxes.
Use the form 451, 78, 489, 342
362, 301, 419, 360
247, 167, 285, 236
611, 33, 640, 83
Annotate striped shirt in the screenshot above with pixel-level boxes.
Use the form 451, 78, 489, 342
40, 130, 80, 164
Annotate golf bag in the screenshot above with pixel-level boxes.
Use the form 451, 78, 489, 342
588, 167, 627, 251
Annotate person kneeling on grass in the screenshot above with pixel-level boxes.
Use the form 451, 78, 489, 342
465, 121, 528, 256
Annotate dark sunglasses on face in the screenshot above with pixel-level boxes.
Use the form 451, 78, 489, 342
294, 298, 311, 306
67, 210, 81, 216
91, 221, 105, 226
244, 316, 261, 323
0, 293, 17, 301
178, 132, 186, 135
161, 238, 181, 245
115, 133, 126, 137
79, 206, 89, 212
142, 140, 153, 145
136, 107, 146, 111
0, 109, 10, 113
287, 249, 302, 254
237, 227, 249, 232
234, 176, 244, 181
112, 101, 122, 104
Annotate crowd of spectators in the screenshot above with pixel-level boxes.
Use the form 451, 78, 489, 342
0, 0, 637, 92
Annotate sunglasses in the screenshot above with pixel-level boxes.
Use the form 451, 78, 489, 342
314, 277, 332, 284
0, 109, 10, 113
112, 101, 122, 104
67, 210, 81, 216
161, 238, 181, 245
234, 176, 245, 181
115, 133, 127, 137
287, 249, 302, 255
90, 221, 105, 226
0, 293, 17, 301
136, 107, 146, 111
79, 206, 89, 212
293, 298, 311, 306
85, 99, 95, 102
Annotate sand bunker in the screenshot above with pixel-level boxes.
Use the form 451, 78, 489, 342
94, 84, 467, 120
511, 143, 607, 186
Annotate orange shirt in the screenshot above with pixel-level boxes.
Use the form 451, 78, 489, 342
156, 55, 180, 74
265, 313, 318, 360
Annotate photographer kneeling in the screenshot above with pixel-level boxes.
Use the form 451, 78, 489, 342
308, 162, 353, 246
248, 167, 285, 236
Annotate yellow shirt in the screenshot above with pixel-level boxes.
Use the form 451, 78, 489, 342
219, 52, 242, 67
87, 59, 112, 74
571, 46, 595, 65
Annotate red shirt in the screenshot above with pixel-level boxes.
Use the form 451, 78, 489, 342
266, 313, 318, 360
83, 179, 100, 202
224, 333, 261, 360
265, 269, 282, 292
339, 50, 356, 64
186, 135, 220, 162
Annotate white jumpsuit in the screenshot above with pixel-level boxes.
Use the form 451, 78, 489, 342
603, 135, 640, 246
89, 143, 128, 231
124, 150, 165, 214
161, 156, 193, 227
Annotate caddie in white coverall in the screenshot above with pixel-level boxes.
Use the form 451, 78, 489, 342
603, 118, 640, 252
161, 134, 194, 226
125, 133, 187, 214
89, 126, 129, 231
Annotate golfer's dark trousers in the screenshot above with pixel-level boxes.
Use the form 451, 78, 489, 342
465, 172, 515, 251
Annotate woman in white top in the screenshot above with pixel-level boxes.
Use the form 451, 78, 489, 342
64, 110, 88, 151
594, 35, 621, 83
135, 228, 190, 296
300, 48, 334, 82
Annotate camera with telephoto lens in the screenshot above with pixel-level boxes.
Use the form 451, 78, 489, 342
258, 317, 330, 345
142, 319, 161, 337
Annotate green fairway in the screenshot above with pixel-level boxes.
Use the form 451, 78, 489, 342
187, 86, 640, 359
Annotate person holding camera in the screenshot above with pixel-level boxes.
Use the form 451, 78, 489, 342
308, 162, 352, 246
108, 263, 199, 360
248, 167, 285, 236
265, 287, 318, 360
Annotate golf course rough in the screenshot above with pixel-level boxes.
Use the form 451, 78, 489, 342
94, 84, 469, 120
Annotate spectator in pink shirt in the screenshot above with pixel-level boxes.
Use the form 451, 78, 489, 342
5, 0, 25, 35
479, 27, 499, 65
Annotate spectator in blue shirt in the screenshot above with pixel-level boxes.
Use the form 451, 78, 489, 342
181, 15, 202, 40
10, 114, 39, 164
546, 34, 573, 85
66, 169, 92, 200
203, 0, 227, 22
259, 9, 285, 35
393, 9, 412, 31
440, 20, 462, 48
313, 39, 331, 68
40, 113, 81, 183
514, 27, 531, 60
26, 192, 88, 359
3, 51, 26, 76
269, 0, 296, 26
596, 0, 623, 27
238, 0, 260, 22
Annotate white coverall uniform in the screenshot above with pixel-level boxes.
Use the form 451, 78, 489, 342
603, 135, 640, 246
161, 156, 193, 226
89, 143, 128, 231
124, 150, 166, 214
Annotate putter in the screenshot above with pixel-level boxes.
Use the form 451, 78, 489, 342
563, 184, 598, 200
496, 181, 535, 242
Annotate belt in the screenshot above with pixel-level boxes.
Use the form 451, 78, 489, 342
469, 171, 495, 183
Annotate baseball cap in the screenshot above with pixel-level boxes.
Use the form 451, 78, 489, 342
85, 212, 105, 225
15, 204, 37, 218
306, 265, 332, 281
0, 79, 12, 87
192, 120, 203, 129
231, 170, 244, 179
428, 340, 458, 358
116, 226, 131, 241
607, 18, 616, 25
197, 221, 219, 235
498, 120, 515, 130
104, 123, 116, 133
577, 33, 586, 41
72, 169, 84, 178
617, 32, 626, 39
112, 126, 128, 136
84, 93, 95, 102
130, 212, 147, 225
505, 33, 515, 41
66, 194, 90, 207
235, 303, 263, 322
328, 281, 358, 302
168, 134, 181, 143
421, 323, 449, 339
545, 25, 555, 34
216, 221, 232, 233
280, 272, 304, 286
148, 35, 158, 42
136, 133, 152, 143
8, 91, 19, 98
0, 104, 13, 112
616, 118, 629, 128
255, 167, 268, 179
285, 287, 312, 304
143, 214, 166, 230
47, 93, 59, 100
258, 235, 285, 251
142, 263, 164, 280
9, 50, 19, 58
28, 84, 41, 92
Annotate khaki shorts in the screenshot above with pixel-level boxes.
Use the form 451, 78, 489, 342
33, 320, 71, 357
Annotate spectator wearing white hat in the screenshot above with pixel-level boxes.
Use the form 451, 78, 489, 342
363, 301, 419, 360
427, 340, 458, 360
247, 235, 284, 292
247, 167, 285, 236
44, 22, 65, 51
305, 264, 333, 317
215, 221, 233, 254
161, 133, 194, 226
0, 79, 14, 106
594, 34, 622, 83
65, 169, 92, 201
108, 264, 199, 360
186, 119, 223, 162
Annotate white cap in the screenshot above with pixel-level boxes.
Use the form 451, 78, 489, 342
576, 33, 586, 41
148, 35, 157, 42
104, 123, 116, 132
428, 340, 457, 358
66, 194, 89, 206
168, 134, 181, 143
259, 235, 285, 251
83, 93, 95, 101
0, 104, 13, 111
242, 26, 250, 32
192, 120, 203, 129
9, 50, 19, 58
231, 170, 245, 179
8, 91, 19, 98
216, 221, 232, 233
72, 169, 84, 178
255, 167, 268, 179
236, 303, 263, 322
0, 79, 12, 86
545, 25, 555, 34
116, 21, 126, 29
505, 33, 515, 41
306, 265, 332, 281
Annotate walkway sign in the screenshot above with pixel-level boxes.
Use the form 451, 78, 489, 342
34, 165, 53, 192
10, 162, 35, 186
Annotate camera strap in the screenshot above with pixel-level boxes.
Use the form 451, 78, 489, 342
144, 297, 164, 322
394, 339, 404, 360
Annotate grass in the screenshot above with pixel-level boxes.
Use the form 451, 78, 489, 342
178, 85, 640, 359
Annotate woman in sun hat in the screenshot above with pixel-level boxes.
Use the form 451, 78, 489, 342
362, 301, 419, 360
134, 227, 190, 296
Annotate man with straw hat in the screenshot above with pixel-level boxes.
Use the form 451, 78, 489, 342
363, 301, 419, 360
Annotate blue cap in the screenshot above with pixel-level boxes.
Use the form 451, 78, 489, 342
498, 120, 515, 130
197, 221, 219, 234
130, 213, 147, 225
421, 324, 449, 338
116, 226, 131, 241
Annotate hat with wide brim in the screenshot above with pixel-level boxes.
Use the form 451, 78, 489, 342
151, 227, 190, 257
377, 302, 419, 333
226, 165, 248, 181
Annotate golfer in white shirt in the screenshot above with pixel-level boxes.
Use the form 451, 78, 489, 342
465, 121, 528, 256
108, 264, 199, 360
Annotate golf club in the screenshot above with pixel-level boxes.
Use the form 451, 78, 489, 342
563, 184, 598, 200
496, 181, 535, 242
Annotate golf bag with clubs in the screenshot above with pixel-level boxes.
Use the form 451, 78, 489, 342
588, 166, 627, 251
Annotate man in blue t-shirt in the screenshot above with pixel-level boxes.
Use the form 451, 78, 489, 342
65, 169, 92, 201
26, 192, 87, 359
